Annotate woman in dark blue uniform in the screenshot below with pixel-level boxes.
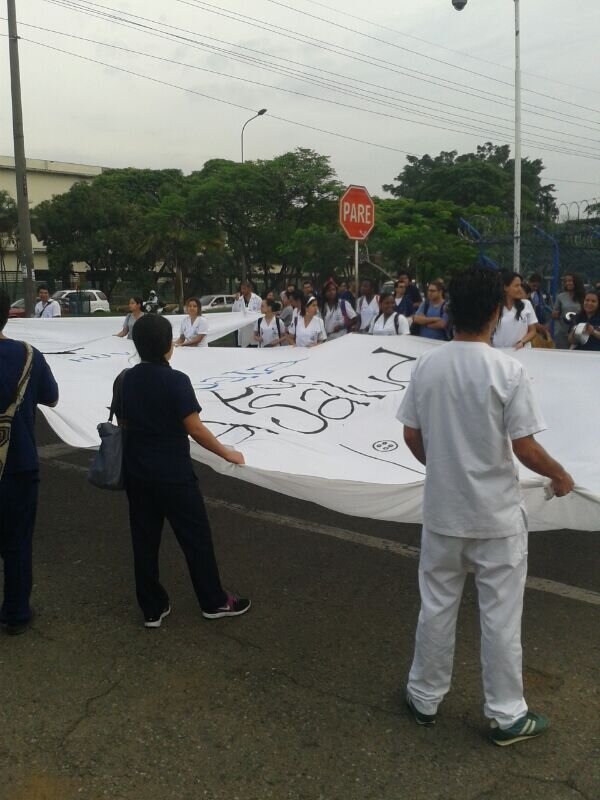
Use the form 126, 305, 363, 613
114, 314, 250, 627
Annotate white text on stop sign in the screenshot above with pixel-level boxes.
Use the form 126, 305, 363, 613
343, 202, 372, 224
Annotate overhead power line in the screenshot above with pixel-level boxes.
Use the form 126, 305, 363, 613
173, 0, 600, 117
41, 0, 600, 138
43, 0, 600, 129
0, 34, 420, 157
262, 0, 600, 111
9, 34, 599, 166
12, 18, 600, 158
301, 0, 600, 98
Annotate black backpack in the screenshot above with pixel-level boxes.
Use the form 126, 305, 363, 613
256, 316, 282, 345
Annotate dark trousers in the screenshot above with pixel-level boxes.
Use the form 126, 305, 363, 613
0, 472, 39, 624
125, 478, 227, 617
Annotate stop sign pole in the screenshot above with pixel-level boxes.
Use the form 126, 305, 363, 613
339, 185, 375, 296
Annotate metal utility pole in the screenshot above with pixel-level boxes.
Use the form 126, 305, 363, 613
513, 0, 522, 273
7, 0, 36, 315
451, 0, 522, 273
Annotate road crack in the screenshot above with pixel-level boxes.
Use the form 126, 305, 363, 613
60, 676, 122, 745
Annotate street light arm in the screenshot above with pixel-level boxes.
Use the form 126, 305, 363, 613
240, 109, 267, 163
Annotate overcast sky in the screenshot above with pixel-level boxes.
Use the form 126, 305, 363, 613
1, 0, 599, 206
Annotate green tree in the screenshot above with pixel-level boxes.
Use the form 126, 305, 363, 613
32, 181, 148, 296
368, 198, 481, 285
383, 143, 556, 220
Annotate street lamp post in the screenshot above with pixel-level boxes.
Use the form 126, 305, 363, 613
452, 0, 522, 273
241, 108, 267, 163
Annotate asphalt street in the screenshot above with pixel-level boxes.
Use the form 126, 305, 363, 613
0, 419, 598, 800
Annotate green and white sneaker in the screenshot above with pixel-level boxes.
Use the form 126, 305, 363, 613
406, 694, 437, 727
490, 712, 549, 746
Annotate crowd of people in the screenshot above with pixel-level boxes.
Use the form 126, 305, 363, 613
30, 268, 600, 354
229, 270, 600, 352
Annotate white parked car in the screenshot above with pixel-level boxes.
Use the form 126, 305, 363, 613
199, 294, 237, 312
52, 290, 111, 314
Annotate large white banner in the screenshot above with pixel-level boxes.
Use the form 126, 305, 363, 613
6, 317, 600, 532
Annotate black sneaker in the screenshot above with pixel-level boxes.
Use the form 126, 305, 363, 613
406, 693, 437, 727
144, 605, 171, 628
202, 593, 251, 620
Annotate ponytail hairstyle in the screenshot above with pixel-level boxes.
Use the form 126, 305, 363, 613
501, 270, 525, 321
300, 296, 318, 318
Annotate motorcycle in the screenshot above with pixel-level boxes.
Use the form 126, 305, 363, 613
142, 291, 165, 314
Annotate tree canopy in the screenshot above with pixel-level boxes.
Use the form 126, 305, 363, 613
30, 142, 561, 297
383, 143, 557, 220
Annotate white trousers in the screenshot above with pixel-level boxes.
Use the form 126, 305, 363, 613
407, 528, 528, 729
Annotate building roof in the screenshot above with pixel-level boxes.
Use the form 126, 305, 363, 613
0, 155, 104, 178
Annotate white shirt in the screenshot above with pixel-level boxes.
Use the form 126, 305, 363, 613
323, 300, 357, 340
180, 315, 209, 346
397, 342, 546, 539
232, 292, 262, 347
34, 299, 61, 318
492, 299, 536, 349
294, 315, 327, 348
357, 295, 380, 331
256, 315, 283, 347
369, 312, 410, 336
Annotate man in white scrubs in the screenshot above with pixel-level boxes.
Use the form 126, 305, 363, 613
232, 280, 262, 348
398, 267, 574, 747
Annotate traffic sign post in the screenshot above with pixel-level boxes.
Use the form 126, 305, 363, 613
339, 185, 375, 296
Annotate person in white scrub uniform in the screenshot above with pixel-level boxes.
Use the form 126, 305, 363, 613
321, 281, 357, 340
34, 287, 61, 318
356, 278, 379, 332
253, 299, 286, 348
291, 296, 327, 348
368, 293, 410, 336
398, 267, 574, 746
232, 280, 262, 347
492, 272, 538, 349
175, 298, 209, 347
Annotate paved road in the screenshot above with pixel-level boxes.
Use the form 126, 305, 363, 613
1, 420, 598, 800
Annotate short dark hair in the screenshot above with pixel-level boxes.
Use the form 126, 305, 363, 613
291, 290, 304, 302
38, 285, 49, 293
448, 267, 503, 334
132, 313, 173, 364
528, 273, 543, 284
0, 290, 10, 331
130, 295, 143, 308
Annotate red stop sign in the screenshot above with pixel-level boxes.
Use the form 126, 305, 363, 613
339, 185, 375, 240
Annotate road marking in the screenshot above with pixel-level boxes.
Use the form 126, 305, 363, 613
40, 453, 600, 608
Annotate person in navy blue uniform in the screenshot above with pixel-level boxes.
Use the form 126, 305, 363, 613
0, 291, 59, 635
114, 314, 251, 627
